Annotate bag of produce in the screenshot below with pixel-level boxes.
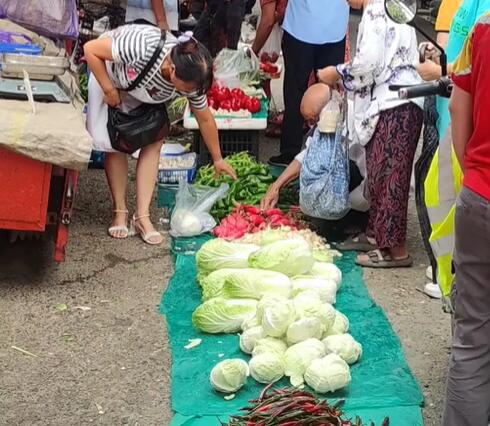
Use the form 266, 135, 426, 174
170, 182, 229, 237
213, 48, 260, 89
300, 124, 350, 221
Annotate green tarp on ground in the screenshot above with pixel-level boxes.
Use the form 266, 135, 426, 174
160, 250, 424, 425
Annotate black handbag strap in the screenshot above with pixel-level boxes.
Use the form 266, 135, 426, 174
124, 30, 167, 92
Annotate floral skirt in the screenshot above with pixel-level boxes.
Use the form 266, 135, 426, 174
365, 102, 423, 249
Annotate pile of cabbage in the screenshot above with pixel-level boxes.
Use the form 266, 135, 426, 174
192, 233, 363, 395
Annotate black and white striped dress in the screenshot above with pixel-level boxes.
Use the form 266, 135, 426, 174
87, 25, 207, 152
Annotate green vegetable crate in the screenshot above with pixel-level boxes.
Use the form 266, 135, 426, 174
194, 130, 259, 166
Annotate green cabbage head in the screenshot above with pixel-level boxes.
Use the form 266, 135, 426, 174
210, 359, 249, 393
222, 269, 291, 300
304, 353, 351, 393
322, 334, 363, 365
252, 337, 288, 357
249, 352, 285, 384
284, 338, 326, 386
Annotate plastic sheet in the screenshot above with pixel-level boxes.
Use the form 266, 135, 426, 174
160, 251, 424, 425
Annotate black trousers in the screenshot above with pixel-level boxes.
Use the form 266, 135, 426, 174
281, 31, 346, 157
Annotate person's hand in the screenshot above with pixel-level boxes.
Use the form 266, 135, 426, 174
418, 42, 439, 62
214, 159, 237, 180
417, 59, 442, 81
317, 66, 340, 87
103, 87, 121, 107
260, 184, 280, 210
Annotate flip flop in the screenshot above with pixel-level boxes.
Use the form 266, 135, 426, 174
356, 249, 413, 269
336, 234, 377, 252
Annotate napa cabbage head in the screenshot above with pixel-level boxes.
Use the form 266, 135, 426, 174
304, 353, 351, 393
192, 297, 257, 334
196, 239, 259, 274
239, 326, 266, 354
252, 337, 288, 357
291, 276, 337, 304
322, 334, 362, 365
249, 352, 285, 384
286, 317, 323, 346
310, 262, 342, 289
241, 313, 261, 331
200, 269, 237, 301
293, 291, 336, 330
222, 269, 291, 300
210, 359, 249, 393
284, 338, 325, 386
248, 239, 314, 277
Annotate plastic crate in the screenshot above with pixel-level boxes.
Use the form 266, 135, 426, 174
158, 153, 197, 184
194, 130, 259, 166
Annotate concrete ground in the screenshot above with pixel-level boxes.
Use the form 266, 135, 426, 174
0, 13, 451, 426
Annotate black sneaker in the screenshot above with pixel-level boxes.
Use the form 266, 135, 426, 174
268, 154, 295, 167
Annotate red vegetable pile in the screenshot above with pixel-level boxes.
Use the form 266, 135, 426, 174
260, 62, 279, 76
225, 385, 390, 426
207, 85, 261, 114
213, 205, 302, 239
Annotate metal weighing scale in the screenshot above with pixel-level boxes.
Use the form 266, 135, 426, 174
0, 77, 71, 103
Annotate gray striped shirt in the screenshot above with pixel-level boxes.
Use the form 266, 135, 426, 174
104, 25, 207, 110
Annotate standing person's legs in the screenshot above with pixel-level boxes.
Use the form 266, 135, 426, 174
360, 104, 423, 264
272, 32, 315, 164
133, 140, 164, 245
442, 187, 490, 426
226, 0, 246, 49
313, 37, 346, 71
105, 152, 129, 238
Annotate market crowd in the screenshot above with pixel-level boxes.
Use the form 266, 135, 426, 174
82, 0, 490, 424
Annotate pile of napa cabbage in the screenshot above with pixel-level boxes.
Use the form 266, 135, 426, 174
192, 232, 362, 395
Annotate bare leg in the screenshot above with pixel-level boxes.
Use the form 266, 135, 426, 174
105, 152, 129, 238
134, 140, 163, 244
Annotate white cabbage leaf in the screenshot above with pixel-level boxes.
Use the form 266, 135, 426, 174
293, 291, 336, 331
252, 337, 288, 357
323, 311, 350, 337
286, 317, 324, 346
249, 352, 285, 384
210, 359, 249, 393
322, 334, 362, 365
284, 338, 326, 386
262, 300, 295, 338
304, 353, 351, 393
310, 262, 342, 289
239, 326, 266, 354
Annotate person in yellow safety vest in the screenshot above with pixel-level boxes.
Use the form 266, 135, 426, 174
416, 0, 490, 308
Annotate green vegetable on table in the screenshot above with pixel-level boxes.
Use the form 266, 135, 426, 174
196, 152, 274, 219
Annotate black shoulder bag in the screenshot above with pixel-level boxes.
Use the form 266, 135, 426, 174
107, 30, 170, 154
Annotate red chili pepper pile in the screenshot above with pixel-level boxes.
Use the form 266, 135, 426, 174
225, 386, 390, 426
208, 85, 261, 114
213, 206, 303, 240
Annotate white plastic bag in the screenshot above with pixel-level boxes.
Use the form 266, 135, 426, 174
259, 23, 282, 63
214, 48, 260, 89
170, 182, 229, 237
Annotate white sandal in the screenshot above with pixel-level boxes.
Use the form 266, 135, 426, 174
108, 209, 129, 239
129, 214, 163, 245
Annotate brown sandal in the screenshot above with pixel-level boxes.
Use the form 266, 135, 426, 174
336, 234, 377, 252
356, 249, 413, 269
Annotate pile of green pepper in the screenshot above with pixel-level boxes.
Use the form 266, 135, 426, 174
196, 152, 274, 219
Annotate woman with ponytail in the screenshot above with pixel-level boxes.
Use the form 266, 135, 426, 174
84, 26, 236, 245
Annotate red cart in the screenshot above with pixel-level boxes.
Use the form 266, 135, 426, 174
0, 148, 79, 262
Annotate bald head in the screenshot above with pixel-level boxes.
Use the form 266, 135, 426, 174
300, 83, 332, 123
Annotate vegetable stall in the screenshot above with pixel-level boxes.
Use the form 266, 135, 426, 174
160, 150, 425, 424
